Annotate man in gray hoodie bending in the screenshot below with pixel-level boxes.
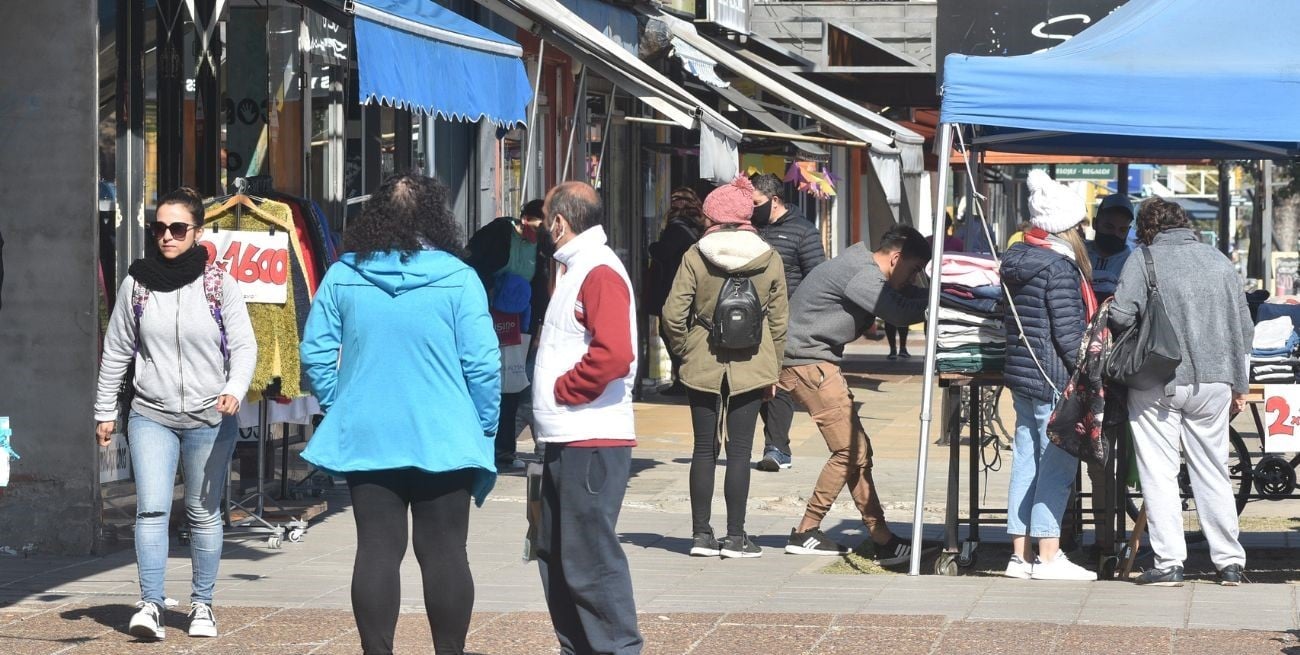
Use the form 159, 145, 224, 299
779, 225, 931, 565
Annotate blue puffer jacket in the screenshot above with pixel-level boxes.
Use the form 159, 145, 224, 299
1000, 243, 1086, 403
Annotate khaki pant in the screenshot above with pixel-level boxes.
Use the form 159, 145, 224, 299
778, 362, 889, 537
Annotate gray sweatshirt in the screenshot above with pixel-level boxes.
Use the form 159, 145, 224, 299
785, 242, 928, 366
1109, 228, 1252, 394
95, 272, 258, 429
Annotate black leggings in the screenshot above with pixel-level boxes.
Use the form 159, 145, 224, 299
688, 384, 764, 537
885, 323, 910, 353
346, 468, 475, 655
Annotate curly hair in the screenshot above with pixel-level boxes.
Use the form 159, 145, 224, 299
668, 186, 703, 228
344, 174, 463, 261
1136, 197, 1190, 246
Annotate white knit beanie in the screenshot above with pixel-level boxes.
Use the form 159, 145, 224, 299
1026, 169, 1085, 234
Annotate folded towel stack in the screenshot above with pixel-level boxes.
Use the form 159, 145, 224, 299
937, 254, 1006, 374
1251, 316, 1299, 383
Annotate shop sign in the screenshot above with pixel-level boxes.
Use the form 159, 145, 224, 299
199, 230, 291, 304
307, 13, 349, 64
1031, 164, 1117, 180
705, 0, 749, 34
1262, 385, 1300, 453
936, 0, 1126, 85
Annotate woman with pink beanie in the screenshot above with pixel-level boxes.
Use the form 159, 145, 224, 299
661, 175, 788, 558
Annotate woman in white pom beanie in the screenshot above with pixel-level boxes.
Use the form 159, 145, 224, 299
998, 170, 1096, 581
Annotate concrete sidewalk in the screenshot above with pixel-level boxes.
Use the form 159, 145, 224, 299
3, 343, 1300, 653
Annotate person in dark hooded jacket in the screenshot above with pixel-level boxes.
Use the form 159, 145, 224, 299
750, 173, 825, 472
999, 170, 1095, 582
646, 187, 705, 394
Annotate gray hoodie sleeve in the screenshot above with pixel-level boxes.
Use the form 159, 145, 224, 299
219, 273, 258, 400
1109, 249, 1148, 330
94, 277, 141, 423
850, 269, 928, 327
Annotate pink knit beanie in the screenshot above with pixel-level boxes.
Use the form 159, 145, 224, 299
702, 175, 757, 234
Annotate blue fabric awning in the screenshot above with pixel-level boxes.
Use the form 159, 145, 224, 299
940, 0, 1300, 158
352, 0, 533, 127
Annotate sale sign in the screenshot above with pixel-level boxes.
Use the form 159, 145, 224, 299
199, 230, 290, 304
1261, 385, 1300, 453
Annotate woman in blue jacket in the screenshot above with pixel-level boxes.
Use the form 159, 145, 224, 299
1000, 170, 1095, 582
301, 174, 500, 655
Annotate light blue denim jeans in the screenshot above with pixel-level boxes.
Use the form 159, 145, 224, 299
1006, 391, 1077, 538
128, 411, 237, 606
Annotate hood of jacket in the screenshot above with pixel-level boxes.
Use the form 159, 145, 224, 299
1000, 242, 1070, 287
697, 229, 775, 274
342, 249, 467, 297
1151, 227, 1200, 247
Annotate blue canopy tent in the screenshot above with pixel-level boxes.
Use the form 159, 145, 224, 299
909, 0, 1300, 574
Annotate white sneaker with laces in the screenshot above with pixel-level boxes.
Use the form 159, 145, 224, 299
128, 601, 165, 640
1030, 553, 1097, 581
188, 602, 218, 638
1004, 555, 1034, 579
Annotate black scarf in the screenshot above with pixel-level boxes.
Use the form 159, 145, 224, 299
128, 246, 207, 292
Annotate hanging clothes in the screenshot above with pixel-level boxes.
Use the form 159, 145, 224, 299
204, 199, 307, 399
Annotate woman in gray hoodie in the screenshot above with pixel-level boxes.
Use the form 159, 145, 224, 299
1110, 198, 1252, 587
94, 188, 257, 641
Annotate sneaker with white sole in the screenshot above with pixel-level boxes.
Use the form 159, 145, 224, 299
1030, 553, 1097, 581
689, 532, 721, 557
785, 528, 848, 556
188, 602, 217, 638
719, 534, 762, 558
128, 601, 165, 641
1004, 555, 1034, 579
756, 449, 793, 472
869, 536, 932, 567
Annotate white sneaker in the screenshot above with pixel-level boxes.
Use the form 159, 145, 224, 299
1030, 553, 1097, 581
188, 602, 218, 638
128, 601, 165, 640
1004, 555, 1034, 579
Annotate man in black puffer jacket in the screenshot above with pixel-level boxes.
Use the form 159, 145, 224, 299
751, 174, 826, 472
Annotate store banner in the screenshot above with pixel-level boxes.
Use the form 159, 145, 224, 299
200, 230, 291, 304
1262, 385, 1300, 453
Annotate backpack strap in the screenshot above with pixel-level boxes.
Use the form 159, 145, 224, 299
202, 264, 229, 359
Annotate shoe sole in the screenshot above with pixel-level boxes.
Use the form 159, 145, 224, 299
784, 545, 846, 556
1137, 580, 1184, 587
1031, 574, 1097, 581
1220, 581, 1241, 587
128, 623, 164, 641
1003, 570, 1033, 580
756, 459, 780, 472
720, 551, 762, 559
188, 625, 218, 638
689, 547, 721, 557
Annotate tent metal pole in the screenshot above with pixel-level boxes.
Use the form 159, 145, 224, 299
1264, 160, 1275, 291
909, 122, 955, 576
521, 40, 546, 202
562, 66, 588, 182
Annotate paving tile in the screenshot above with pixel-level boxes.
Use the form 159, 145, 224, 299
1054, 624, 1172, 655
933, 620, 1061, 655
812, 627, 936, 655
688, 624, 824, 655
0, 636, 92, 655
1172, 628, 1300, 655
463, 618, 561, 655
639, 620, 712, 654
831, 613, 947, 628
718, 612, 835, 627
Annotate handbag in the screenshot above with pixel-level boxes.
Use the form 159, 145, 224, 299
1103, 247, 1181, 389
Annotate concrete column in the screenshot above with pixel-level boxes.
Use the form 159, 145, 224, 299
0, 0, 102, 554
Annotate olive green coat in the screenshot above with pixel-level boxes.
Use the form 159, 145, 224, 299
661, 229, 788, 396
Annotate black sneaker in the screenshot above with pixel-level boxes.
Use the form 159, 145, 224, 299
1135, 566, 1185, 587
868, 536, 929, 566
1218, 564, 1245, 586
719, 534, 762, 559
785, 528, 849, 556
689, 532, 720, 557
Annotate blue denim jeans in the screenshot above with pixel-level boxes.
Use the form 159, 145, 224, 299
1006, 392, 1076, 538
128, 411, 237, 606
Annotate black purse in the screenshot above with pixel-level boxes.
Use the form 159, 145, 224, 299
1103, 247, 1181, 389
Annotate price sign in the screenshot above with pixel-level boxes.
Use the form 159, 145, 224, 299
199, 230, 290, 304
1261, 385, 1300, 453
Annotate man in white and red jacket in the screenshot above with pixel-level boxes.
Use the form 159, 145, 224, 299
533, 181, 643, 655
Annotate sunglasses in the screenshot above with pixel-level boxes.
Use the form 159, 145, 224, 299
151, 221, 198, 239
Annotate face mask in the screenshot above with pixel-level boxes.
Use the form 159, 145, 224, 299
1095, 233, 1127, 254
751, 200, 773, 227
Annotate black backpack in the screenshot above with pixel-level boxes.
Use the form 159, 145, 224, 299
697, 275, 766, 350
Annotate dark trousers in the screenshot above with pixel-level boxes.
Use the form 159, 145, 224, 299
688, 386, 763, 536
496, 391, 523, 463
346, 469, 475, 655
885, 323, 910, 354
539, 445, 643, 655
760, 387, 795, 456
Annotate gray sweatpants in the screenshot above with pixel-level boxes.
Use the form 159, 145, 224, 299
1129, 383, 1246, 571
